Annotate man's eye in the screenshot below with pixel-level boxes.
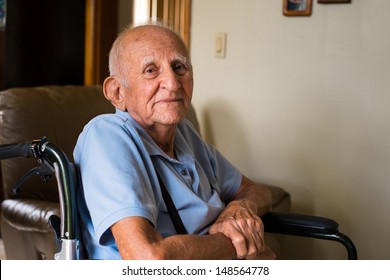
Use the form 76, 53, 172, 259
173, 63, 188, 75
144, 66, 159, 77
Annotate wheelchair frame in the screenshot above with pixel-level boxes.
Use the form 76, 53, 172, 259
0, 137, 358, 260
0, 137, 78, 260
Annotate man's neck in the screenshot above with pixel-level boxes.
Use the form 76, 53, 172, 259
146, 124, 177, 158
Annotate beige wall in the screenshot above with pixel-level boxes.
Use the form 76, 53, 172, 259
191, 0, 390, 259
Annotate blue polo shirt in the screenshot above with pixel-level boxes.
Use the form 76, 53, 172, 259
74, 109, 242, 259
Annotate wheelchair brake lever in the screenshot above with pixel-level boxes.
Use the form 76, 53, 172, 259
11, 160, 54, 194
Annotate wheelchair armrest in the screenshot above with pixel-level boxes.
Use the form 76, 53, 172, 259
262, 211, 339, 235
262, 211, 358, 259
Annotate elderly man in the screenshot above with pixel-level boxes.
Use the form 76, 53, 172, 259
74, 24, 274, 260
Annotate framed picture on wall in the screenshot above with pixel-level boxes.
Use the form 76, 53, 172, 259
0, 0, 6, 28
283, 0, 313, 16
318, 0, 351, 3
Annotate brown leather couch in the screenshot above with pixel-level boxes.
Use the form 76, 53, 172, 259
0, 85, 290, 259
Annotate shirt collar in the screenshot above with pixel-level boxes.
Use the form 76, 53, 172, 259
115, 109, 195, 162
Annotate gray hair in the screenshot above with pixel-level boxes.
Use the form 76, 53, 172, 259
108, 21, 189, 87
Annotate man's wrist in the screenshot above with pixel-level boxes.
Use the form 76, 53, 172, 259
228, 199, 258, 214
211, 232, 236, 259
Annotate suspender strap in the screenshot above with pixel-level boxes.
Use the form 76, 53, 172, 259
156, 172, 188, 235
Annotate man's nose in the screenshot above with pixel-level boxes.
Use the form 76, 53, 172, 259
160, 68, 181, 92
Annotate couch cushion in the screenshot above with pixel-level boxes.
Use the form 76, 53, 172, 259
1, 199, 59, 259
1, 198, 60, 233
0, 85, 114, 201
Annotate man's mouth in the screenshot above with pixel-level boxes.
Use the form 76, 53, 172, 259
157, 97, 183, 103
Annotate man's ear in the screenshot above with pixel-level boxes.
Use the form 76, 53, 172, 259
103, 76, 126, 111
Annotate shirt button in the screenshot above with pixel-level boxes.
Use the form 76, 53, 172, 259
181, 170, 187, 176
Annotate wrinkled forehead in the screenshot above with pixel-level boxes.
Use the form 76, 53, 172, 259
125, 26, 189, 59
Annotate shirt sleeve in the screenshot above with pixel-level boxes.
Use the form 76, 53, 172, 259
74, 115, 158, 244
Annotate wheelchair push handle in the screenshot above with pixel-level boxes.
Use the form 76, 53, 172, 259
0, 140, 39, 160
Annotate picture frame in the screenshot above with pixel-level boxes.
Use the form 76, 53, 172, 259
283, 0, 313, 16
318, 0, 351, 3
0, 0, 6, 28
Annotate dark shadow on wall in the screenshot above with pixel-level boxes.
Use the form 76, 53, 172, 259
2, 0, 86, 89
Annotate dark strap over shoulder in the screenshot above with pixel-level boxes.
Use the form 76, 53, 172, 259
156, 172, 188, 235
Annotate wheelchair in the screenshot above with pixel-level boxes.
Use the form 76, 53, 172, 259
0, 137, 358, 260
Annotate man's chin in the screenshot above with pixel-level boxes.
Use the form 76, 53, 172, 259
156, 107, 187, 123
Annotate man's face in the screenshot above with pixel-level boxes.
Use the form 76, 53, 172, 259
119, 29, 193, 129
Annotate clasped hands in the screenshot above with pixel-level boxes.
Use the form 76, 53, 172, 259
209, 200, 274, 260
